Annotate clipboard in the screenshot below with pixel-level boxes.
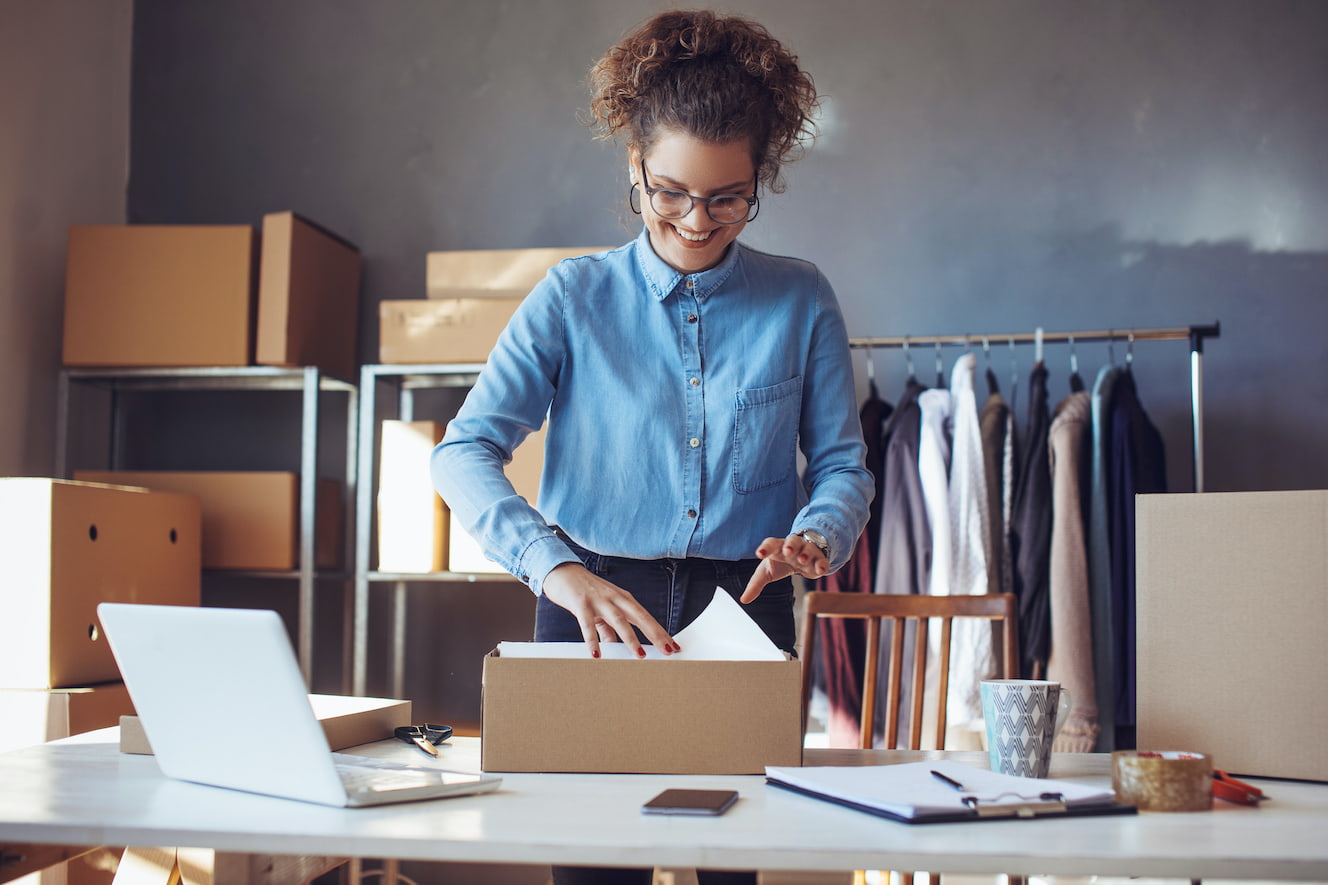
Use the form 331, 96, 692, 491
765, 760, 1137, 825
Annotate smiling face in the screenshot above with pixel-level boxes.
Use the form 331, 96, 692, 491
630, 130, 757, 275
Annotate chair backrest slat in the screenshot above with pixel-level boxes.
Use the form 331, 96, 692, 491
800, 591, 1021, 751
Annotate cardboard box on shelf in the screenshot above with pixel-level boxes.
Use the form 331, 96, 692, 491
256, 211, 362, 382
0, 681, 135, 753
425, 246, 610, 300
72, 471, 342, 571
444, 423, 546, 575
119, 694, 411, 755
384, 245, 611, 365
1136, 490, 1328, 782
377, 420, 447, 573
0, 479, 200, 690
378, 297, 522, 364
62, 224, 257, 367
480, 655, 802, 774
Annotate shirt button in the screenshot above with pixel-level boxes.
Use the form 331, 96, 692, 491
689, 377, 700, 387
685, 279, 694, 289
687, 314, 698, 324
687, 509, 697, 518
689, 437, 700, 448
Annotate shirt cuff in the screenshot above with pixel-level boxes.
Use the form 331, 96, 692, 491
516, 533, 580, 596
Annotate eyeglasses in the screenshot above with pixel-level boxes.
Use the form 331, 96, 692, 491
632, 159, 759, 225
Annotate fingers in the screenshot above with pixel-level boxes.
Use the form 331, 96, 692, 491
542, 563, 678, 658
748, 533, 829, 598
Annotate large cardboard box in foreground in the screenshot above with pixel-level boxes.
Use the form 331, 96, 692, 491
73, 471, 342, 571
481, 655, 802, 774
0, 479, 200, 689
63, 224, 257, 367
1136, 490, 1328, 781
257, 211, 362, 381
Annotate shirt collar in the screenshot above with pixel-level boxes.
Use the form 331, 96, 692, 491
634, 227, 742, 302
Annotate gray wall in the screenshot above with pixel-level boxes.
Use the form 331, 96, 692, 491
129, 0, 1328, 495
0, 0, 131, 477
125, 2, 1328, 712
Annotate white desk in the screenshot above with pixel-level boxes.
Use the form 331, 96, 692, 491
2, 731, 1326, 882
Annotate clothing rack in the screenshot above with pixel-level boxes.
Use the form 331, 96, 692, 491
847, 322, 1221, 492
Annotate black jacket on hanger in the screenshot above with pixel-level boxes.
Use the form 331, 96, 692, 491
1010, 361, 1052, 677
813, 382, 891, 747
1106, 368, 1166, 747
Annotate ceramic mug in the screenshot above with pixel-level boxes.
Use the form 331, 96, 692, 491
980, 679, 1072, 778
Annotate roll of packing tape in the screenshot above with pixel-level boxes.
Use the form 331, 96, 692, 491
1111, 750, 1213, 812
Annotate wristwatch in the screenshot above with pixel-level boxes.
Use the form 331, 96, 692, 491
797, 529, 831, 561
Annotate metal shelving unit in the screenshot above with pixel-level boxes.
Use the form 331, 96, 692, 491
352, 362, 523, 698
55, 365, 358, 687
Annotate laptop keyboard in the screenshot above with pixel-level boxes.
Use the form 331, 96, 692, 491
331, 754, 440, 791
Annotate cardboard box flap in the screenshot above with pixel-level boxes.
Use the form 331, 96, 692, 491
426, 246, 610, 300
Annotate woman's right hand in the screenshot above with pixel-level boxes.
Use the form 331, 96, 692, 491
540, 562, 678, 659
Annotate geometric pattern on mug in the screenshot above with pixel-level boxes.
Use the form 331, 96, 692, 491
983, 685, 1059, 777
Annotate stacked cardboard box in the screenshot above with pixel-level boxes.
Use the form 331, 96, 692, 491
73, 470, 342, 571
378, 246, 608, 364
0, 479, 201, 752
62, 212, 360, 379
377, 420, 448, 573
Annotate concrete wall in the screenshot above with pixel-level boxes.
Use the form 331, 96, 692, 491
0, 0, 131, 476
122, 0, 1328, 738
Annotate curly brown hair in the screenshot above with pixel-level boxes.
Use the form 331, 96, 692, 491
588, 9, 819, 193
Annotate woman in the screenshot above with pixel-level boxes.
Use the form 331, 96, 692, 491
433, 8, 871, 659
433, 10, 872, 883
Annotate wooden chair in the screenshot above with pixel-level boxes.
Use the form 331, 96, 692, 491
800, 592, 1023, 885
800, 591, 1020, 750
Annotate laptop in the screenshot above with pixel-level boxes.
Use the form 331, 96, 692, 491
97, 602, 502, 807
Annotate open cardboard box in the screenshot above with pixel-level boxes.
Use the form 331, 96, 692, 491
480, 653, 802, 774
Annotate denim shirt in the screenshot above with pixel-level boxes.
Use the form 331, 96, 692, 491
431, 229, 874, 596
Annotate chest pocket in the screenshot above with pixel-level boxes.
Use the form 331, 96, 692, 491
732, 375, 803, 494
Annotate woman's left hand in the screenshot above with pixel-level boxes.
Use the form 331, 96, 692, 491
741, 533, 828, 602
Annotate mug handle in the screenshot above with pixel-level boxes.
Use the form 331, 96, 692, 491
1053, 687, 1073, 738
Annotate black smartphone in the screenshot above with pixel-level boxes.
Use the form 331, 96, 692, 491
641, 788, 739, 816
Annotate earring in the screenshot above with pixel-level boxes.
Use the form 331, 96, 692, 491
627, 182, 642, 216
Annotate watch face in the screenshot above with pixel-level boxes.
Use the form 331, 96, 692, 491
800, 530, 830, 556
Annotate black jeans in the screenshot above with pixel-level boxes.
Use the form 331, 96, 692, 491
538, 530, 793, 885
535, 528, 797, 653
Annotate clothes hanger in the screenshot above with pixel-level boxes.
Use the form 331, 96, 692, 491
934, 341, 945, 388
1068, 334, 1085, 392
983, 336, 1000, 396
903, 337, 917, 384
864, 347, 880, 398
1008, 336, 1019, 415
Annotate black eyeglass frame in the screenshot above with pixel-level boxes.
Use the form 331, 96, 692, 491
630, 158, 760, 225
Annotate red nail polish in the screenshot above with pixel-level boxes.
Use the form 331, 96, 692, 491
636, 647, 646, 658
591, 649, 600, 658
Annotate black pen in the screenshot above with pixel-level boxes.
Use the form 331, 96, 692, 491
930, 769, 966, 792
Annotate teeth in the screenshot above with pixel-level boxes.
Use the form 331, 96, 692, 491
674, 226, 711, 242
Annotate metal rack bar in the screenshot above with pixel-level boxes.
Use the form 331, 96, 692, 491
847, 322, 1220, 492
56, 366, 356, 689
352, 362, 491, 697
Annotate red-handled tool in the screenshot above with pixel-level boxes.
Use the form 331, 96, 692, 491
1212, 770, 1267, 806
